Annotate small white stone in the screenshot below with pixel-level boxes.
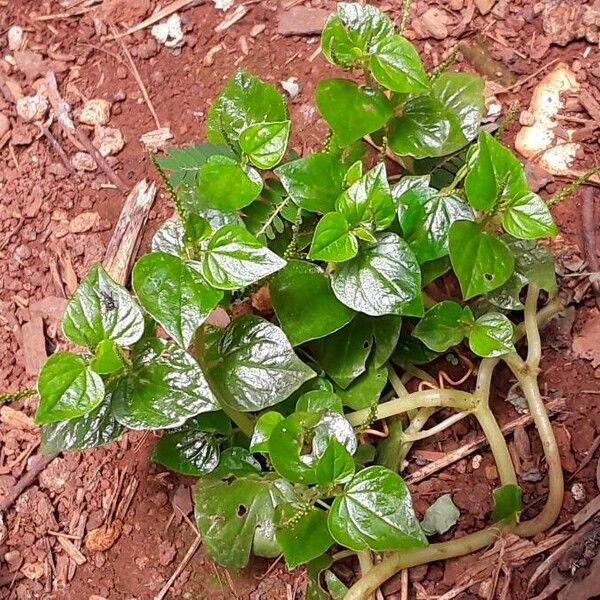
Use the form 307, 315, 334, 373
16, 94, 48, 123
93, 126, 124, 157
214, 0, 234, 10
7, 26, 23, 52
71, 152, 97, 172
280, 77, 300, 98
152, 13, 184, 48
571, 482, 586, 502
78, 99, 111, 126
472, 454, 483, 469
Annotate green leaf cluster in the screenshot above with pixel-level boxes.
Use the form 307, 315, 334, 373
33, 1, 561, 580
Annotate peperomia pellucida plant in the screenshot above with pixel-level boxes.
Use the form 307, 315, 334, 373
10, 3, 580, 598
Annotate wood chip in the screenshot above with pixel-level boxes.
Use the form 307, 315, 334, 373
55, 535, 86, 566
103, 180, 157, 285
579, 89, 600, 123
215, 5, 249, 33
20, 315, 47, 376
0, 406, 38, 431
29, 296, 68, 321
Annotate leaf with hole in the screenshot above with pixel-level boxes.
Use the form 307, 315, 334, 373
449, 221, 514, 300
194, 475, 296, 568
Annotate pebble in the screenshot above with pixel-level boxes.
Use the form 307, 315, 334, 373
16, 94, 49, 123
92, 126, 125, 157
78, 99, 111, 126
71, 152, 97, 172
519, 110, 535, 126
151, 71, 165, 86
8, 25, 23, 51
116, 66, 128, 79
571, 482, 586, 502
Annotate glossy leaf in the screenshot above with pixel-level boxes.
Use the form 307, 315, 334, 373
371, 315, 403, 367
36, 352, 104, 424
275, 152, 347, 214
449, 221, 514, 300
90, 339, 124, 375
275, 505, 334, 569
502, 192, 558, 240
152, 218, 186, 257
270, 260, 355, 346
315, 438, 356, 484
199, 224, 286, 290
336, 163, 395, 230
308, 212, 358, 262
196, 155, 262, 211
420, 494, 460, 536
206, 70, 287, 154
321, 3, 393, 67
331, 233, 421, 317
316, 79, 393, 146
132, 252, 223, 348
370, 35, 429, 93
151, 414, 230, 476
194, 475, 295, 568
111, 341, 219, 430
335, 361, 387, 410
469, 313, 515, 357
40, 394, 122, 453
413, 301, 474, 353
492, 484, 523, 523
211, 447, 262, 478
240, 120, 291, 170
486, 238, 557, 310
250, 411, 284, 453
388, 73, 484, 158
62, 264, 144, 351
296, 390, 344, 414
310, 317, 373, 388
207, 315, 316, 412
397, 187, 474, 262
393, 332, 439, 366
269, 411, 357, 484
328, 466, 428, 551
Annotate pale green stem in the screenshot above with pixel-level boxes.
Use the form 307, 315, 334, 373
387, 365, 409, 397
400, 411, 469, 442
346, 389, 478, 427
357, 551, 375, 600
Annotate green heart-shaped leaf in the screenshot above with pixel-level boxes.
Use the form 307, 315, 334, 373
197, 155, 263, 211
468, 313, 515, 358
413, 300, 474, 353
40, 394, 122, 453
328, 466, 428, 551
331, 232, 421, 316
199, 224, 286, 290
206, 70, 287, 154
335, 361, 387, 410
370, 35, 429, 93
90, 339, 124, 375
308, 212, 359, 262
449, 221, 514, 300
132, 252, 223, 348
111, 341, 219, 430
336, 163, 395, 231
275, 152, 347, 214
270, 260, 355, 346
250, 411, 285, 453
316, 79, 393, 146
240, 120, 291, 170
397, 187, 474, 262
275, 505, 334, 569
502, 192, 558, 240
207, 315, 315, 412
491, 483, 523, 523
36, 352, 104, 424
62, 264, 144, 351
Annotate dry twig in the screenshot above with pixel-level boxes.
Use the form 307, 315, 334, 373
154, 535, 202, 600
406, 397, 566, 484
581, 187, 600, 305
